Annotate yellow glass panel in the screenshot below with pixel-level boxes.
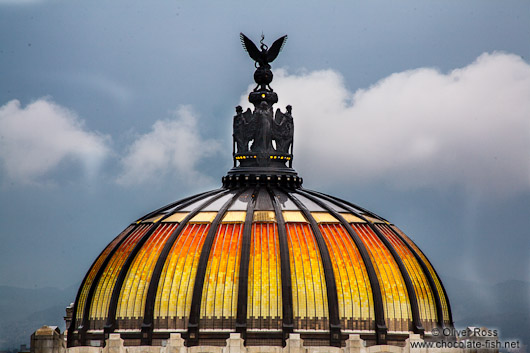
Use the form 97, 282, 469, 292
116, 223, 178, 321
286, 223, 328, 330
247, 223, 282, 330
222, 211, 246, 223
352, 223, 411, 331
89, 224, 152, 323
154, 224, 210, 328
142, 215, 164, 223
189, 212, 217, 223
320, 224, 373, 330
340, 213, 366, 223
162, 212, 188, 223
75, 225, 133, 325
391, 225, 451, 325
282, 211, 307, 223
363, 215, 385, 224
252, 211, 276, 222
311, 212, 339, 223
376, 224, 436, 328
200, 223, 243, 329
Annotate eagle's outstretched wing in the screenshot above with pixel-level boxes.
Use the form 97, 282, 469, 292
240, 33, 261, 63
267, 35, 288, 63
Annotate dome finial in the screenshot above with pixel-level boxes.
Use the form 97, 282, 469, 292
224, 33, 300, 188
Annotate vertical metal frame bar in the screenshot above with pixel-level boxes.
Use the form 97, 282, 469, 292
234, 186, 260, 342
268, 187, 294, 345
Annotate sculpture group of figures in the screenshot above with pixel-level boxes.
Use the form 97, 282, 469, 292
233, 102, 294, 154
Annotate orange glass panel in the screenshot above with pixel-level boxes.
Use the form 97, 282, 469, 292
200, 223, 244, 329
247, 223, 282, 330
352, 223, 411, 331
89, 224, 153, 322
319, 224, 373, 330
285, 223, 328, 330
154, 223, 210, 329
376, 224, 437, 330
391, 225, 451, 325
116, 223, 178, 321
75, 225, 133, 326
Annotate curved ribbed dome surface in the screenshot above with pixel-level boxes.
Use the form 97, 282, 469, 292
68, 186, 452, 348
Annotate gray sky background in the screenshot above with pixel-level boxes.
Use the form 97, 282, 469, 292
1, 0, 529, 304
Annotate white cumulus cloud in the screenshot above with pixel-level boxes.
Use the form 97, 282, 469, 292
117, 106, 221, 186
243, 52, 530, 196
0, 99, 110, 184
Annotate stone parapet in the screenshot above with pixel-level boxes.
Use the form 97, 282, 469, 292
33, 329, 497, 353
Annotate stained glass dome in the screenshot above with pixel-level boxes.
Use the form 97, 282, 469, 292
66, 33, 453, 349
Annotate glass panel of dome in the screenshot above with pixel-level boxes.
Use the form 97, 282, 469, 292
115, 223, 179, 327
75, 225, 134, 327
189, 212, 217, 223
340, 213, 366, 223
162, 212, 189, 223
200, 223, 244, 330
285, 223, 329, 330
282, 211, 307, 223
221, 211, 246, 223
351, 223, 412, 332
310, 212, 340, 223
202, 192, 238, 211
88, 224, 153, 328
252, 211, 276, 222
180, 193, 222, 212
291, 194, 325, 211
376, 224, 437, 331
319, 223, 374, 330
229, 189, 253, 210
154, 223, 210, 329
363, 215, 386, 224
247, 223, 282, 330
141, 214, 164, 223
391, 225, 451, 325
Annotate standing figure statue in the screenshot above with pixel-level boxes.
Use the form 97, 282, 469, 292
250, 101, 274, 152
233, 105, 254, 153
273, 105, 294, 153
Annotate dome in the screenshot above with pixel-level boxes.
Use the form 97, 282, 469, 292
67, 33, 453, 349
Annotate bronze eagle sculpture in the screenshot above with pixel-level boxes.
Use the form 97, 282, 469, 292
240, 32, 288, 68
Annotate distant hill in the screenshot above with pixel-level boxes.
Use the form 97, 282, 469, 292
0, 278, 527, 351
0, 285, 77, 350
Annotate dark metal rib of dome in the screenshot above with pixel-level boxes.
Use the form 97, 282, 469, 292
234, 186, 260, 339
67, 33, 453, 349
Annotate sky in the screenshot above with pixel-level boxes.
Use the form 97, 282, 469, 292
0, 0, 529, 316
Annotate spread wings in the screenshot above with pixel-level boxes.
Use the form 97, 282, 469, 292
240, 33, 261, 63
267, 35, 288, 63
240, 32, 288, 64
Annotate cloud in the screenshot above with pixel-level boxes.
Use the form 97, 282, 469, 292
117, 106, 221, 186
0, 99, 110, 184
242, 52, 530, 196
